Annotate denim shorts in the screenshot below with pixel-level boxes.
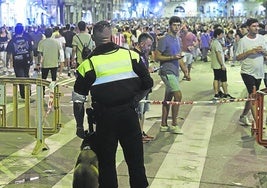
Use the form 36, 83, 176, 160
183, 52, 193, 65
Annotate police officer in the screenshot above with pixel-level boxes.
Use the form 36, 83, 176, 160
72, 20, 153, 187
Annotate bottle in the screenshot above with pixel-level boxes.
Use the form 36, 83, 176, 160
32, 70, 38, 78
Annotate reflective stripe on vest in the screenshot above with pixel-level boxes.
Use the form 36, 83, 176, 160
93, 71, 138, 85
77, 48, 139, 85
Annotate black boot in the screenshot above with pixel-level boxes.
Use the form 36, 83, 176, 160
76, 127, 85, 139
73, 102, 85, 138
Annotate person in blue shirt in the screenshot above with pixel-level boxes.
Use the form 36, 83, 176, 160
155, 16, 189, 134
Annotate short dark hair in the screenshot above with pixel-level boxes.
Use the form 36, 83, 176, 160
92, 21, 112, 45
169, 16, 181, 26
213, 28, 224, 38
93, 21, 111, 35
15, 23, 24, 35
54, 26, 59, 31
228, 30, 234, 34
44, 28, 53, 38
138, 33, 154, 44
240, 23, 247, 28
66, 24, 70, 30
78, 21, 86, 31
213, 24, 222, 30
246, 18, 258, 27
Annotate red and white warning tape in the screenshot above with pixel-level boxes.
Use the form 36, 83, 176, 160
45, 82, 56, 117
140, 98, 255, 105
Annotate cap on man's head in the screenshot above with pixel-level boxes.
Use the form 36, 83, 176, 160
15, 23, 24, 35
246, 18, 258, 27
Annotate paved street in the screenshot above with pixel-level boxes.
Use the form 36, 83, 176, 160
0, 60, 267, 188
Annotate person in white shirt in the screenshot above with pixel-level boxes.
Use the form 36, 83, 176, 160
54, 28, 66, 77
236, 18, 267, 126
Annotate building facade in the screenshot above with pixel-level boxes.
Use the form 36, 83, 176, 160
163, 0, 266, 22
0, 0, 113, 26
0, 0, 266, 26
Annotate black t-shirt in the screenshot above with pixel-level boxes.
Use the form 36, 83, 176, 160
29, 31, 43, 49
0, 35, 8, 43
0, 35, 8, 51
6, 36, 32, 66
62, 30, 75, 47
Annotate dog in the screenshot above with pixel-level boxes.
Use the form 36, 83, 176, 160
73, 131, 98, 188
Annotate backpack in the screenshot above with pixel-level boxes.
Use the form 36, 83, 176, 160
76, 34, 92, 60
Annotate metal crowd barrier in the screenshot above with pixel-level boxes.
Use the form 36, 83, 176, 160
252, 88, 267, 147
0, 77, 62, 155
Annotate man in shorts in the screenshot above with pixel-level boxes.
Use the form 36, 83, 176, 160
62, 24, 75, 76
155, 16, 189, 134
236, 18, 267, 126
210, 28, 235, 100
180, 24, 198, 81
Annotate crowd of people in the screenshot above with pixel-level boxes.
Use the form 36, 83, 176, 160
1, 17, 266, 78
1, 16, 267, 187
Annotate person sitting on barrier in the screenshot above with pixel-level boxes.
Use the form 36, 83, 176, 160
72, 20, 153, 188
236, 18, 267, 126
6, 23, 33, 100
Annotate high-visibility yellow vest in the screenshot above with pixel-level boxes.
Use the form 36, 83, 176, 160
77, 48, 140, 86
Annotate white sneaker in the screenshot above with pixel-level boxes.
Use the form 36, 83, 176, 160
239, 115, 251, 126
169, 125, 183, 134
160, 125, 169, 132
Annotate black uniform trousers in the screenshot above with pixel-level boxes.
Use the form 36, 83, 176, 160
95, 103, 148, 188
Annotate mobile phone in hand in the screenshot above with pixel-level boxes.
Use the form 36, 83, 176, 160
153, 66, 162, 72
